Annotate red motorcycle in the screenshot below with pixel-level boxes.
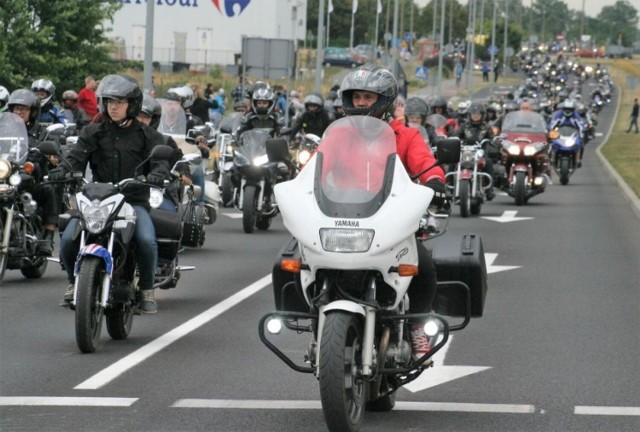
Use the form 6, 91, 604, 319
496, 110, 551, 206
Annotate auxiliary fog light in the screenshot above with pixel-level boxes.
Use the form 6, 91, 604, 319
534, 176, 544, 186
266, 317, 283, 334
424, 320, 440, 338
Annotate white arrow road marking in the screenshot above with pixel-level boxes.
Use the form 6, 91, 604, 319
485, 253, 520, 274
74, 275, 272, 390
481, 210, 533, 223
404, 335, 492, 393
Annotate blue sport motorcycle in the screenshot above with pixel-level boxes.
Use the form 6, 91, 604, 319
549, 125, 583, 185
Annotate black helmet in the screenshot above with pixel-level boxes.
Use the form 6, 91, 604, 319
467, 101, 485, 126
141, 94, 162, 129
31, 78, 55, 106
429, 95, 447, 114
341, 65, 398, 118
251, 86, 275, 118
404, 97, 429, 124
97, 74, 143, 120
304, 93, 324, 109
7, 89, 41, 125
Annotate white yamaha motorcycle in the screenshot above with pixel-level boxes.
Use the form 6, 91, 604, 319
260, 117, 486, 432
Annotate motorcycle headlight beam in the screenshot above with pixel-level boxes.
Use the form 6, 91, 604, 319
252, 154, 269, 166
266, 318, 282, 335
0, 159, 11, 180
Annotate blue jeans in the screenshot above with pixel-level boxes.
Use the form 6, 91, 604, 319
60, 205, 158, 290
191, 166, 205, 204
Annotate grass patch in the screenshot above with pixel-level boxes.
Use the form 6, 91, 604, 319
597, 58, 640, 198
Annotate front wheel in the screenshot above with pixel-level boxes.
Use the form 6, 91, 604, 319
559, 157, 570, 185
514, 171, 527, 206
221, 172, 233, 207
0, 215, 7, 281
75, 257, 105, 353
242, 185, 257, 234
319, 312, 367, 432
106, 303, 134, 340
459, 179, 471, 218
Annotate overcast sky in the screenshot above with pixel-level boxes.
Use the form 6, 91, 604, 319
412, 0, 621, 19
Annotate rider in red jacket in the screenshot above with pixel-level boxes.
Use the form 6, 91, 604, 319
340, 65, 447, 359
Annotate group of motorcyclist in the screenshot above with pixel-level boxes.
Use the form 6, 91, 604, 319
0, 50, 604, 358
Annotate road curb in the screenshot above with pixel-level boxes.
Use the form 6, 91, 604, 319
595, 83, 640, 220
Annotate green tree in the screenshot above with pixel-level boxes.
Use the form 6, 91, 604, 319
595, 0, 639, 46
0, 0, 121, 95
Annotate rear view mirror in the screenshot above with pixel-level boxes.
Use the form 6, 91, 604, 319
149, 144, 175, 160
266, 138, 290, 163
37, 140, 60, 156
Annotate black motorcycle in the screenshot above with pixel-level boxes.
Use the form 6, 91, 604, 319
0, 113, 49, 281
231, 128, 291, 233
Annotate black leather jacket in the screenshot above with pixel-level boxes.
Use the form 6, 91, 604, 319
66, 118, 171, 208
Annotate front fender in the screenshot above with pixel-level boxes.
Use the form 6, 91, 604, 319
74, 243, 113, 275
322, 300, 366, 317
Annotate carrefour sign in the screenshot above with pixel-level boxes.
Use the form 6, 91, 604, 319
119, 0, 252, 16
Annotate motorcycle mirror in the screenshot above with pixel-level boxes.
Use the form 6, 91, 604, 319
266, 138, 290, 163
37, 140, 61, 156
149, 144, 175, 160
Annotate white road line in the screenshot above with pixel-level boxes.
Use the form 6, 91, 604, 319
0, 396, 137, 406
74, 274, 272, 390
171, 399, 535, 413
575, 406, 640, 416
224, 212, 243, 219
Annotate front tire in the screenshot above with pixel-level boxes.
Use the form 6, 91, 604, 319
319, 312, 367, 432
459, 179, 471, 218
106, 304, 134, 340
559, 157, 570, 185
75, 257, 105, 353
242, 185, 257, 234
0, 216, 7, 281
221, 173, 233, 207
514, 171, 527, 206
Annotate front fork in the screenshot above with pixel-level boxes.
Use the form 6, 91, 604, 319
0, 207, 13, 254
72, 230, 115, 309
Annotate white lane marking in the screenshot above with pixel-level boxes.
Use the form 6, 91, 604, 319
485, 253, 520, 274
172, 399, 535, 413
74, 274, 272, 390
575, 406, 640, 416
0, 396, 137, 406
224, 212, 243, 219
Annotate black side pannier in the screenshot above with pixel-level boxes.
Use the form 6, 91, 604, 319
150, 209, 183, 260
180, 202, 206, 247
431, 234, 488, 318
272, 239, 309, 313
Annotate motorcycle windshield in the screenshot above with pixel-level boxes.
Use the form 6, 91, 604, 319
558, 125, 578, 136
313, 116, 397, 218
0, 113, 30, 165
218, 113, 243, 134
425, 114, 448, 130
502, 111, 548, 134
236, 129, 270, 162
157, 98, 187, 136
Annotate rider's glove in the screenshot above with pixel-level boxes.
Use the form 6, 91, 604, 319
425, 179, 448, 208
48, 167, 67, 181
146, 172, 166, 187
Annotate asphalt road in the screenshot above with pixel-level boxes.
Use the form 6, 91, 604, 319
1, 81, 639, 432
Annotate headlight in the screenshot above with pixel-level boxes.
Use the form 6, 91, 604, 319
297, 150, 311, 165
9, 173, 22, 186
252, 154, 269, 166
149, 188, 164, 209
524, 142, 546, 156
506, 144, 521, 156
0, 160, 11, 180
80, 200, 114, 233
561, 137, 576, 147
461, 150, 474, 163
320, 228, 374, 253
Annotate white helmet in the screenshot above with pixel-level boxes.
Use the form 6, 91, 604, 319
0, 85, 9, 112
